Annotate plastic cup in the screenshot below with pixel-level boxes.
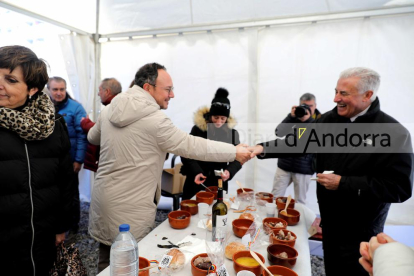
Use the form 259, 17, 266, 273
265, 202, 277, 217
198, 203, 209, 219
237, 270, 256, 276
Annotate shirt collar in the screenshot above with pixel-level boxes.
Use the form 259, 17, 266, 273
350, 104, 371, 122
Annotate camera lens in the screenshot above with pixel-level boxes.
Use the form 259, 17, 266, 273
294, 106, 306, 118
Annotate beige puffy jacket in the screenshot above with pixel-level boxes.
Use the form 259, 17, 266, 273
88, 85, 236, 245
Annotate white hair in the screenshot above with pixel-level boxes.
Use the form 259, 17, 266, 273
339, 67, 380, 102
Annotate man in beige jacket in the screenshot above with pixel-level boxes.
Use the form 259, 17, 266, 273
88, 63, 252, 272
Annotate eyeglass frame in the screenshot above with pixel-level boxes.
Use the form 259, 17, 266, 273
149, 83, 174, 95
211, 102, 231, 109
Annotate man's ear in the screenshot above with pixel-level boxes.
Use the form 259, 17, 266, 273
143, 83, 151, 92
364, 90, 373, 102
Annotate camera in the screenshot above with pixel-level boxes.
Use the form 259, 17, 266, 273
294, 104, 311, 118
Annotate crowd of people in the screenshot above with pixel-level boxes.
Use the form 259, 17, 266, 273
0, 45, 413, 276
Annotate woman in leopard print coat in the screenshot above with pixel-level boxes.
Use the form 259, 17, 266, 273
0, 45, 74, 276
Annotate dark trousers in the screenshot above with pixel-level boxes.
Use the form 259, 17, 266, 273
98, 243, 111, 273
72, 172, 80, 228
322, 232, 369, 276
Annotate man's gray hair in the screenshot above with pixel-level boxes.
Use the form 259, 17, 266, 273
299, 93, 316, 103
101, 78, 122, 95
340, 67, 380, 102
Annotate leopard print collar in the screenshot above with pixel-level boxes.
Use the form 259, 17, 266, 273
0, 91, 55, 141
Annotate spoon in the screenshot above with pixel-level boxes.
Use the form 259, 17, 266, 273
280, 195, 291, 216
249, 250, 280, 276
236, 180, 246, 193
138, 264, 158, 272
199, 183, 212, 192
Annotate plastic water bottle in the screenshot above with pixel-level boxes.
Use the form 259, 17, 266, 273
110, 224, 139, 276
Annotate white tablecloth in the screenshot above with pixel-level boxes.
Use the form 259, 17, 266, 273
99, 201, 315, 276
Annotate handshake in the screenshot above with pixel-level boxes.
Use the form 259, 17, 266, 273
234, 144, 264, 164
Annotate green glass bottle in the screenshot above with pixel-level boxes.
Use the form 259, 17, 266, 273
212, 179, 228, 242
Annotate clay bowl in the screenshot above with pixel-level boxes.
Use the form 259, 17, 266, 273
262, 217, 287, 234
233, 250, 265, 276
261, 265, 298, 276
278, 208, 300, 226
255, 192, 274, 204
206, 186, 218, 199
196, 192, 214, 205
269, 229, 297, 247
232, 218, 255, 238
138, 257, 151, 276
180, 200, 199, 215
168, 210, 191, 229
267, 244, 298, 268
275, 197, 296, 210
191, 253, 210, 276
237, 188, 254, 195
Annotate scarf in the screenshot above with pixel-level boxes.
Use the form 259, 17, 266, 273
0, 91, 55, 140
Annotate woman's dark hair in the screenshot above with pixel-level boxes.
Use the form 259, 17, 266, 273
134, 62, 166, 88
0, 45, 49, 93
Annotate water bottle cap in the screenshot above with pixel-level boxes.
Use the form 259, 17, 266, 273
119, 224, 130, 232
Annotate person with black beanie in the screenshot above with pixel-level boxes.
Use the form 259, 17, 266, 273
180, 88, 242, 199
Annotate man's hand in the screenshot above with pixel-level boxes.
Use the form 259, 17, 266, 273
359, 233, 395, 275
80, 114, 89, 123
194, 173, 206, 185
221, 170, 230, 182
316, 173, 341, 190
55, 233, 65, 246
248, 145, 264, 159
235, 144, 251, 164
290, 105, 298, 117
73, 162, 82, 173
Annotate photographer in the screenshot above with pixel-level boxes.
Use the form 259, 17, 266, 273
272, 93, 321, 204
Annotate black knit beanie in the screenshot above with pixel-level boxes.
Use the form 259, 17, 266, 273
210, 88, 230, 117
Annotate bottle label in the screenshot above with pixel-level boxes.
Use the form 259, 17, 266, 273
216, 214, 228, 229
159, 255, 172, 268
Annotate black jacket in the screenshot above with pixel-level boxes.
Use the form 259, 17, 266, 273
276, 109, 321, 175
0, 116, 74, 276
180, 107, 242, 199
259, 98, 413, 275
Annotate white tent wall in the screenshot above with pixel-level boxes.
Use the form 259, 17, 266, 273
98, 13, 414, 225
59, 34, 96, 202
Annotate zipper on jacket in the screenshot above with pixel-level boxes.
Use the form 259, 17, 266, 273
24, 142, 36, 276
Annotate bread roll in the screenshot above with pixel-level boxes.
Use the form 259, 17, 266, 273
167, 248, 185, 269
225, 241, 245, 260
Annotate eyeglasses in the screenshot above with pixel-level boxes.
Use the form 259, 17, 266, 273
149, 84, 174, 95
212, 102, 230, 109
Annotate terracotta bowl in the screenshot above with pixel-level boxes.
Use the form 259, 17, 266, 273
261, 265, 298, 276
138, 257, 151, 276
180, 200, 199, 215
233, 250, 265, 276
191, 253, 210, 276
232, 219, 255, 238
262, 217, 287, 234
269, 229, 297, 247
206, 186, 218, 199
168, 210, 191, 229
255, 192, 274, 204
237, 188, 254, 195
278, 208, 300, 226
196, 192, 214, 205
267, 244, 298, 268
275, 197, 296, 210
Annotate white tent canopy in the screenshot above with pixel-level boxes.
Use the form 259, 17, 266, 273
1, 0, 414, 225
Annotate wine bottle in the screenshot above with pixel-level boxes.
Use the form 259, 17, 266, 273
212, 179, 228, 242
